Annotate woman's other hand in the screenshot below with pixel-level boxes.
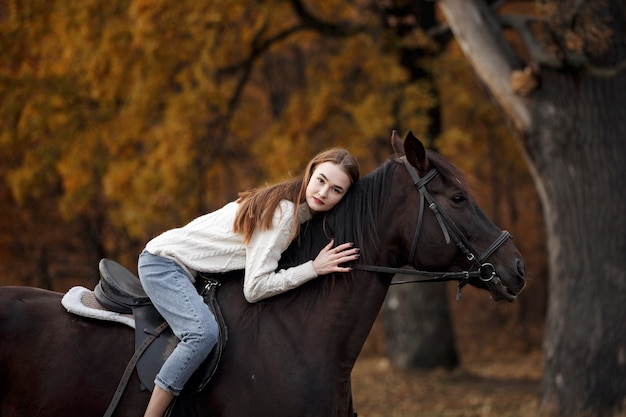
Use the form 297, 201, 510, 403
312, 239, 360, 275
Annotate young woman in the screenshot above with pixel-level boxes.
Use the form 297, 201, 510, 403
138, 148, 361, 416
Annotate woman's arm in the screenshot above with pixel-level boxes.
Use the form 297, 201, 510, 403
243, 202, 358, 303
242, 202, 315, 302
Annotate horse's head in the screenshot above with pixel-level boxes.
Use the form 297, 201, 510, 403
388, 130, 526, 301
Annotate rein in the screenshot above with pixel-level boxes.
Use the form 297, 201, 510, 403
355, 157, 512, 301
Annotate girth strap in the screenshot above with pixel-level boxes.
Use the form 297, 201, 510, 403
188, 277, 228, 393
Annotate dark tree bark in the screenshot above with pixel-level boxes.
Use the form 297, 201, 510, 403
383, 279, 458, 369
437, 0, 626, 415
534, 68, 626, 417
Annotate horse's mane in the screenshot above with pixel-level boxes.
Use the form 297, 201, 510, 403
243, 161, 392, 313
278, 159, 396, 271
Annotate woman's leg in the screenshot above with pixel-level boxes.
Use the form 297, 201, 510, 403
144, 386, 174, 417
138, 250, 219, 416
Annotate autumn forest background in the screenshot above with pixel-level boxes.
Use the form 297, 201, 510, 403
0, 0, 589, 415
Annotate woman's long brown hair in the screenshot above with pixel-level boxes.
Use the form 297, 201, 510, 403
233, 148, 360, 245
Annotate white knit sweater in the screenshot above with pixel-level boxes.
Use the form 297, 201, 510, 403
145, 200, 317, 303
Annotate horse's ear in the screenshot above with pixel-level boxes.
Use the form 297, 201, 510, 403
404, 131, 429, 175
391, 130, 404, 157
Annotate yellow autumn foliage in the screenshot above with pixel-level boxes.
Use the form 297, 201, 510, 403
0, 0, 531, 258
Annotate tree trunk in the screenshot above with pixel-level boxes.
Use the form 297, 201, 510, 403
379, 0, 460, 370
383, 279, 458, 370
437, 0, 626, 415
534, 69, 626, 417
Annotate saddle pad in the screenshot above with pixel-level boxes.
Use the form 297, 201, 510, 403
62, 286, 136, 329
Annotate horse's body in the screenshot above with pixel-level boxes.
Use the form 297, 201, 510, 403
0, 133, 525, 417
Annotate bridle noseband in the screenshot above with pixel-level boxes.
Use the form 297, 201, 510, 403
356, 157, 513, 301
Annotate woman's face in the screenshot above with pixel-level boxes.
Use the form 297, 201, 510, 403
305, 162, 352, 214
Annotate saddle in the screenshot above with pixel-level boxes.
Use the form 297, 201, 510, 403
94, 258, 228, 417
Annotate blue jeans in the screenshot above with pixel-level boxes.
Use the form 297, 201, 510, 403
138, 250, 219, 395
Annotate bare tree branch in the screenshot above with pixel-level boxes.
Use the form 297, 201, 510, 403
200, 1, 368, 199
290, 0, 366, 37
437, 0, 531, 133
499, 14, 561, 68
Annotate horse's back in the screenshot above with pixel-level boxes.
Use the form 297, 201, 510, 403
0, 285, 351, 417
0, 286, 146, 417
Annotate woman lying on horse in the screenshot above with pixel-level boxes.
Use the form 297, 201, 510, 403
138, 148, 361, 417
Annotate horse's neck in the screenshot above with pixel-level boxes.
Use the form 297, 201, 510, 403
331, 272, 391, 358
268, 272, 391, 362
317, 176, 403, 362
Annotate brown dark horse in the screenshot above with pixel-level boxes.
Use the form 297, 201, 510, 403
0, 132, 525, 417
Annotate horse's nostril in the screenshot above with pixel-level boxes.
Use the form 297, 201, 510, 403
516, 259, 525, 277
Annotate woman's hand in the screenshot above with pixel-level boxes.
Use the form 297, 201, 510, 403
312, 239, 360, 275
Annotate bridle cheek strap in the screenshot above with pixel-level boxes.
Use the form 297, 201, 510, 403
402, 158, 448, 263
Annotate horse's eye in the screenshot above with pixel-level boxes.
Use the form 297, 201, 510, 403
451, 194, 466, 204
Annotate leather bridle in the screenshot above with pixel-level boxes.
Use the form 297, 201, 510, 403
356, 157, 513, 301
